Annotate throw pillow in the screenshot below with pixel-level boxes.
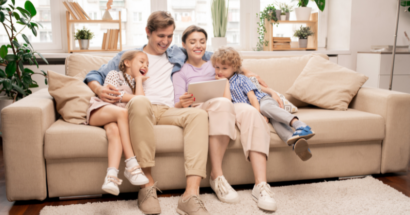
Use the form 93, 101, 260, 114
47, 70, 95, 124
286, 56, 368, 111
248, 76, 298, 113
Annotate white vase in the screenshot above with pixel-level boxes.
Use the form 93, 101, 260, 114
299, 38, 308, 48
295, 7, 312, 20
212, 37, 227, 51
281, 15, 286, 20
0, 96, 13, 133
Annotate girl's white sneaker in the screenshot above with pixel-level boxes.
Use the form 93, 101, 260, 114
251, 182, 277, 211
124, 165, 149, 185
102, 175, 123, 196
210, 175, 240, 203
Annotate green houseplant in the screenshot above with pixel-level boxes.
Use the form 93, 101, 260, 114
211, 0, 229, 50
279, 2, 295, 20
0, 0, 48, 102
294, 0, 325, 20
294, 26, 314, 48
401, 0, 410, 11
256, 4, 278, 51
75, 27, 94, 50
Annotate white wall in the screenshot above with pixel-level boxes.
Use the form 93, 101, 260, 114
28, 65, 65, 93
327, 0, 352, 50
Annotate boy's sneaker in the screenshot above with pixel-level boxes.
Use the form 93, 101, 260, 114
124, 165, 149, 186
210, 176, 240, 204
293, 138, 312, 161
102, 175, 122, 196
287, 125, 315, 146
251, 182, 277, 211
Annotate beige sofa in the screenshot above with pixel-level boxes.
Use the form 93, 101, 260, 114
3, 53, 410, 201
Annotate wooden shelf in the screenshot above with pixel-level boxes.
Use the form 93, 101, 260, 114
264, 13, 318, 51
66, 11, 123, 53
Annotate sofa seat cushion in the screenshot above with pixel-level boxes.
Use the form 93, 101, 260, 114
45, 108, 385, 159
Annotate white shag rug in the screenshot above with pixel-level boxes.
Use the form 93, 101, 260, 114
40, 177, 410, 215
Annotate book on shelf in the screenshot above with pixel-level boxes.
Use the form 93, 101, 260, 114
102, 29, 120, 50
63, 1, 90, 20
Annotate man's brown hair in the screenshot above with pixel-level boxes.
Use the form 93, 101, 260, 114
146, 11, 175, 34
181, 25, 208, 43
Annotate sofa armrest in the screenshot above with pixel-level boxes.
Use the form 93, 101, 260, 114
350, 87, 410, 174
2, 89, 56, 201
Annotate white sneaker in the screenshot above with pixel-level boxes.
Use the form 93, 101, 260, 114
124, 165, 149, 186
252, 182, 277, 211
210, 176, 240, 204
102, 175, 122, 196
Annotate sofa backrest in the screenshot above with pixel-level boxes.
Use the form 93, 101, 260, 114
65, 54, 114, 77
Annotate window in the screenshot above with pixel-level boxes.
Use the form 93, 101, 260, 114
134, 12, 143, 22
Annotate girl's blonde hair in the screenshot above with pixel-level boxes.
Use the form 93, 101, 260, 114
211, 47, 242, 73
118, 50, 145, 94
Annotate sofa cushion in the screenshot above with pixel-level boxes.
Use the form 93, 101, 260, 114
287, 56, 369, 110
65, 54, 114, 78
45, 108, 384, 159
242, 54, 328, 107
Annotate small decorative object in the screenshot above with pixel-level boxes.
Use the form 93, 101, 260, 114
102, 0, 113, 20
256, 4, 278, 51
294, 26, 314, 48
276, 9, 282, 21
75, 27, 94, 50
294, 0, 325, 20
278, 2, 295, 21
211, 0, 229, 51
280, 12, 286, 20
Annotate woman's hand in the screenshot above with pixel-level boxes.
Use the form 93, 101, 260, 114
179, 92, 195, 108
270, 91, 284, 109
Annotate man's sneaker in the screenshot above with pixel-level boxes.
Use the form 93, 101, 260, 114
287, 125, 315, 146
176, 195, 211, 215
251, 182, 277, 212
210, 176, 240, 204
102, 175, 122, 196
293, 138, 312, 161
124, 165, 149, 186
138, 182, 162, 214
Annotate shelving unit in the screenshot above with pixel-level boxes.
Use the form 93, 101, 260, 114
66, 11, 122, 53
263, 13, 318, 51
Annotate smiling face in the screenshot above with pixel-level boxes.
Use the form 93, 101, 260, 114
182, 31, 207, 62
214, 61, 236, 79
124, 53, 149, 78
145, 25, 174, 55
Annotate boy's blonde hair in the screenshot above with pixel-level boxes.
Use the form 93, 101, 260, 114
118, 50, 145, 94
211, 47, 242, 73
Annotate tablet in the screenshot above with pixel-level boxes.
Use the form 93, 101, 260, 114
188, 79, 227, 104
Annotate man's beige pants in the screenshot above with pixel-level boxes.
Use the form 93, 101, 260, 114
126, 96, 209, 178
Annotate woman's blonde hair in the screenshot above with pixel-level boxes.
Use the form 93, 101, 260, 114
211, 47, 242, 73
118, 50, 145, 94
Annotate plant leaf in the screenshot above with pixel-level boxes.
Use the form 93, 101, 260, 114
18, 60, 24, 73
36, 52, 48, 64
315, 0, 325, 12
35, 21, 43, 28
41, 70, 46, 76
12, 40, 20, 48
22, 75, 31, 86
13, 12, 20, 20
5, 61, 16, 77
0, 45, 7, 58
44, 78, 47, 85
0, 69, 6, 78
17, 7, 30, 18
12, 0, 15, 6
0, 11, 4, 22
31, 26, 37, 36
5, 54, 17, 62
22, 34, 30, 44
23, 68, 34, 75
4, 79, 11, 91
0, 0, 7, 6
24, 1, 36, 17
12, 83, 25, 95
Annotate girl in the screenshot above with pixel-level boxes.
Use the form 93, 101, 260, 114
87, 50, 150, 195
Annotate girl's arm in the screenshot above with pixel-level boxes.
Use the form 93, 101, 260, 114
135, 77, 146, 96
247, 90, 260, 112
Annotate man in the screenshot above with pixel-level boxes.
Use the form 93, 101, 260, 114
85, 11, 213, 215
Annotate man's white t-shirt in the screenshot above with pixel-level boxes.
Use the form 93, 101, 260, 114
143, 52, 175, 107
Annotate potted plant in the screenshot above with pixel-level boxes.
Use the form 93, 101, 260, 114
280, 12, 286, 21
294, 0, 325, 20
0, 0, 48, 131
294, 26, 314, 48
211, 0, 229, 51
256, 4, 278, 51
75, 27, 94, 50
278, 2, 295, 21
275, 8, 281, 21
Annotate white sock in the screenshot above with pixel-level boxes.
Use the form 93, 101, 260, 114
125, 156, 139, 169
107, 167, 119, 177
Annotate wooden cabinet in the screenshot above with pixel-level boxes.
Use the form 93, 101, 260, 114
357, 52, 410, 93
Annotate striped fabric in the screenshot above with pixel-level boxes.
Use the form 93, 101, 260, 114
229, 73, 268, 105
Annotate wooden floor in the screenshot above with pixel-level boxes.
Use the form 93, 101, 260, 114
1, 137, 409, 215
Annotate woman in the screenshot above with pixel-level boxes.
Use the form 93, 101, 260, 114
172, 25, 280, 212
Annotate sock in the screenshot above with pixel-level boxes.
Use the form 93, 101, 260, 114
125, 156, 139, 168
292, 119, 307, 129
107, 167, 119, 177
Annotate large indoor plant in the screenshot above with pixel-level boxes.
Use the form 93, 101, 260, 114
294, 26, 314, 48
211, 0, 229, 51
75, 27, 94, 50
0, 0, 48, 103
294, 0, 325, 20
256, 4, 278, 51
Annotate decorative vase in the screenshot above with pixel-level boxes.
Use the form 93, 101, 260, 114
212, 37, 227, 51
275, 10, 281, 20
78, 39, 90, 50
281, 15, 286, 20
299, 38, 308, 48
286, 12, 290, 20
0, 96, 13, 132
295, 7, 312, 20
